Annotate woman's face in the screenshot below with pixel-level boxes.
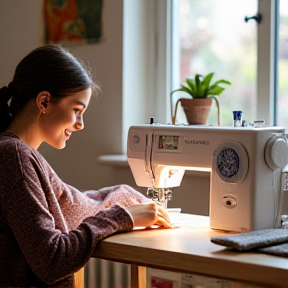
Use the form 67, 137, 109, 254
40, 88, 92, 149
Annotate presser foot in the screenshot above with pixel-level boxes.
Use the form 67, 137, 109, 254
146, 187, 173, 209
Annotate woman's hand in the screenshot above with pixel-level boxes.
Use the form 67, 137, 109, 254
85, 185, 179, 229
126, 202, 176, 228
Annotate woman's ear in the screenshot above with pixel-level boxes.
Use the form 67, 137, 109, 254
35, 91, 51, 113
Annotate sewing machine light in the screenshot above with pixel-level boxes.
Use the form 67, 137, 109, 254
185, 167, 211, 172
153, 165, 185, 188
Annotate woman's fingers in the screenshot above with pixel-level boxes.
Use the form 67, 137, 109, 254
126, 202, 180, 229
154, 203, 180, 228
155, 203, 170, 222
156, 217, 176, 228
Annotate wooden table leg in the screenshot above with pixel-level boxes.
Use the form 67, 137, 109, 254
74, 267, 84, 288
131, 265, 147, 288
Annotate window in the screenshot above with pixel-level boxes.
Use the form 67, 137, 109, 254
276, 0, 288, 128
171, 0, 288, 129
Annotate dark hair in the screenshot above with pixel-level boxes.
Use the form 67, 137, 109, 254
0, 44, 99, 133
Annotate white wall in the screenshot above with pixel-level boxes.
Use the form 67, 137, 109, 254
0, 0, 125, 190
0, 0, 210, 216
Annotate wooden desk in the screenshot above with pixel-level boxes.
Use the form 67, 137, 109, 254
92, 213, 288, 287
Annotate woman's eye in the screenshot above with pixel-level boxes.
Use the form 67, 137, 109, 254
74, 109, 80, 113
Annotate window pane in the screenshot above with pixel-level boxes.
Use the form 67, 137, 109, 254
172, 0, 258, 126
276, 0, 288, 129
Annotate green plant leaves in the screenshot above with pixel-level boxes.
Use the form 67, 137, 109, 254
202, 72, 214, 95
186, 78, 196, 94
171, 72, 231, 98
180, 84, 193, 96
195, 74, 202, 95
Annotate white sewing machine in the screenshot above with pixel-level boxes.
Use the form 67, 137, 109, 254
127, 123, 288, 232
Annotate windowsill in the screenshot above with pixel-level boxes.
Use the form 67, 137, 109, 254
98, 154, 129, 167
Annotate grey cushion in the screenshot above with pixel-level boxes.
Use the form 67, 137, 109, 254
211, 229, 288, 251
258, 243, 288, 257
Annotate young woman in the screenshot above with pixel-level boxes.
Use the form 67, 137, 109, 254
0, 45, 173, 287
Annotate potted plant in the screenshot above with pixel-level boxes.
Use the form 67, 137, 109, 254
170, 72, 231, 125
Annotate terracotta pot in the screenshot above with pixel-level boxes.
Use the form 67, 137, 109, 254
180, 98, 213, 125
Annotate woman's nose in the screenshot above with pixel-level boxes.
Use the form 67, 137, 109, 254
75, 116, 84, 130
75, 122, 83, 130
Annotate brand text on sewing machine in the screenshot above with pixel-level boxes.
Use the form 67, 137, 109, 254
185, 140, 210, 145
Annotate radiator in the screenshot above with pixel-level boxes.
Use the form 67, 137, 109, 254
85, 258, 131, 288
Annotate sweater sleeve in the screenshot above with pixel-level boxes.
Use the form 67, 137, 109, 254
82, 185, 151, 210
2, 169, 133, 284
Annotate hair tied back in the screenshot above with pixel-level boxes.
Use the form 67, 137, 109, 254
0, 83, 14, 103
0, 83, 14, 133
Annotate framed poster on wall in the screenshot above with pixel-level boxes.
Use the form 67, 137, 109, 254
43, 0, 103, 44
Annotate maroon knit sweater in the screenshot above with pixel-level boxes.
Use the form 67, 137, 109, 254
0, 133, 134, 287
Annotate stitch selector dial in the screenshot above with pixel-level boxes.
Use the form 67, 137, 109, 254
213, 140, 249, 183
217, 148, 239, 178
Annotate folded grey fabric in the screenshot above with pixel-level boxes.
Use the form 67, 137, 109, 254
211, 229, 288, 251
258, 243, 288, 257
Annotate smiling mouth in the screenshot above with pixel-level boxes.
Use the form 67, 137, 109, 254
65, 129, 72, 137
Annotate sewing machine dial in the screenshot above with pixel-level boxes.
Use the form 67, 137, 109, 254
217, 148, 239, 178
213, 140, 249, 183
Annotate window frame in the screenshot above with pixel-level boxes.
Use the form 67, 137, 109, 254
168, 0, 280, 126
122, 0, 171, 152
257, 0, 279, 125
122, 0, 280, 153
